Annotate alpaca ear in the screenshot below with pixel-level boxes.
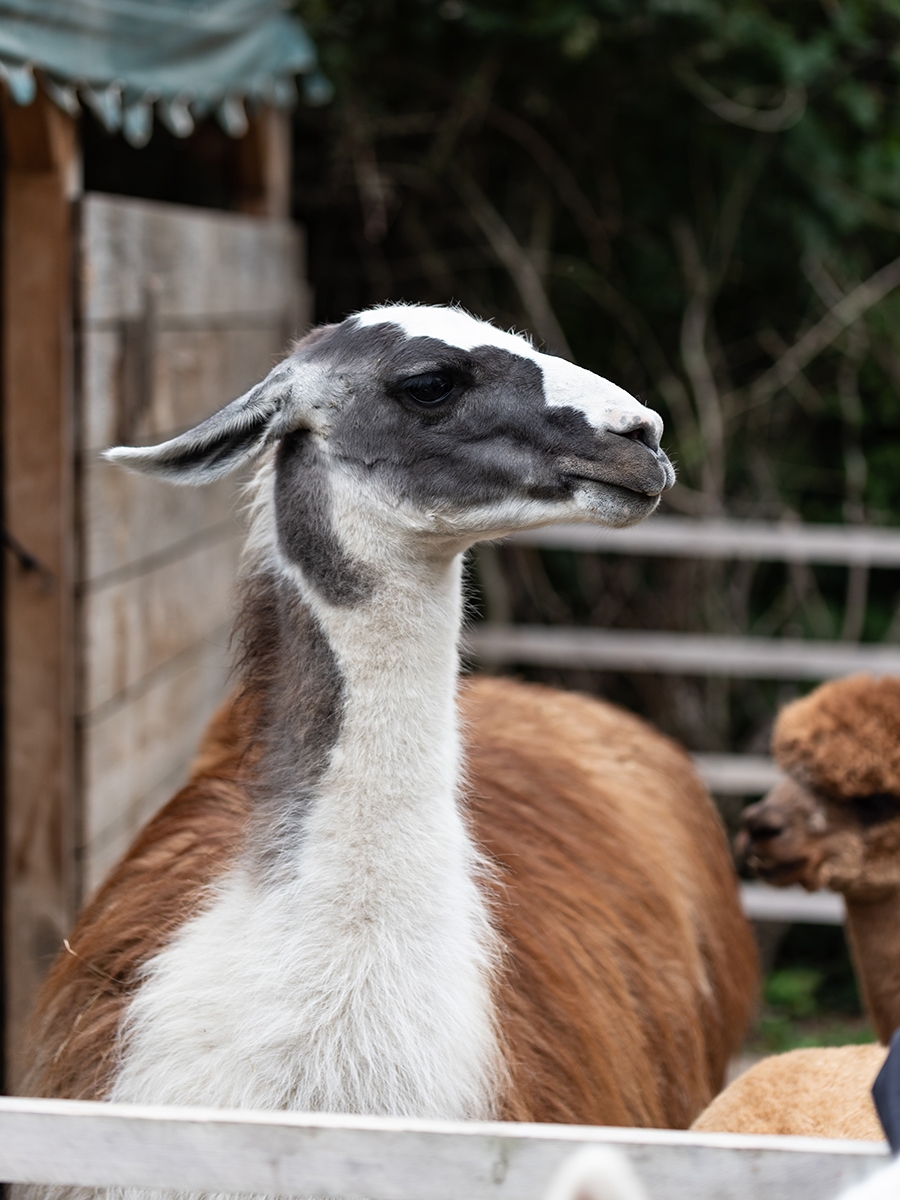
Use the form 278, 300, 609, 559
104, 361, 297, 485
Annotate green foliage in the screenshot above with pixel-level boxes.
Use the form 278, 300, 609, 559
295, 0, 900, 519
292, 0, 900, 749
765, 966, 824, 1017
746, 926, 876, 1054
752, 1013, 875, 1054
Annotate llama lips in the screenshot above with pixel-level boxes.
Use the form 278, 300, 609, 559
559, 444, 674, 497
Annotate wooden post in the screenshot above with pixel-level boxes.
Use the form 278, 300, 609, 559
236, 106, 291, 220
2, 87, 80, 1088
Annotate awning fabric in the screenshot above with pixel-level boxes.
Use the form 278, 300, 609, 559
0, 0, 327, 146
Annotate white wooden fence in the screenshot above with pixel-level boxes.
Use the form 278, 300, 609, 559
470, 515, 900, 797
740, 882, 846, 925
508, 516, 900, 566
470, 514, 900, 927
0, 1096, 888, 1200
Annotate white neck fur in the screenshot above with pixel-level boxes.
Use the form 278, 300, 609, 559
108, 465, 506, 1121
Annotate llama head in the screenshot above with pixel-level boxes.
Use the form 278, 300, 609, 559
107, 304, 674, 557
738, 675, 900, 899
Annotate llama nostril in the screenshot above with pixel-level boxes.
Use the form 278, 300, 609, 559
743, 811, 785, 842
616, 422, 659, 453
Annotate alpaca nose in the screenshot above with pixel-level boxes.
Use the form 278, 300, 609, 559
741, 802, 786, 843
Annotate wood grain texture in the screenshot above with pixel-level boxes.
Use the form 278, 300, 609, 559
81, 532, 241, 714
0, 1096, 886, 1200
235, 107, 292, 220
81, 462, 240, 583
2, 90, 80, 1085
80, 194, 305, 324
77, 193, 309, 899
81, 637, 233, 893
81, 326, 290, 456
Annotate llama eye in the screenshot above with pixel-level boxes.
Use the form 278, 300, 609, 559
399, 372, 455, 407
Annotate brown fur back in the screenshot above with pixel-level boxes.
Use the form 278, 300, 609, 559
21, 677, 756, 1127
691, 1045, 887, 1140
465, 678, 756, 1127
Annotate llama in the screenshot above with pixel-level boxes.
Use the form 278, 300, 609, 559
21, 305, 756, 1149
694, 673, 900, 1139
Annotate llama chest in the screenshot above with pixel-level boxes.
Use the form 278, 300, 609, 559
109, 864, 504, 1120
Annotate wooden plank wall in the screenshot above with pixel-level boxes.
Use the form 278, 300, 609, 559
1, 92, 80, 1082
78, 194, 309, 894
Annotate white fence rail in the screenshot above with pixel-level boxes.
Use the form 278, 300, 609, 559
465, 626, 900, 681
0, 1096, 887, 1200
692, 753, 782, 795
740, 882, 846, 925
510, 516, 900, 566
479, 517, 896, 927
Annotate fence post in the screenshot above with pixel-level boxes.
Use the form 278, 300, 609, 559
1, 85, 81, 1088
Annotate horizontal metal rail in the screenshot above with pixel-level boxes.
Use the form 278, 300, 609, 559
0, 1096, 885, 1200
510, 516, 900, 567
740, 882, 846, 925
466, 626, 900, 680
692, 753, 782, 795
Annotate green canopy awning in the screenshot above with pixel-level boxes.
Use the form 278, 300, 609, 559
0, 0, 327, 146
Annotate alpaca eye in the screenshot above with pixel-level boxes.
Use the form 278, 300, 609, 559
400, 373, 454, 407
849, 792, 900, 827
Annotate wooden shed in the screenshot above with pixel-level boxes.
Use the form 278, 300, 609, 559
0, 3, 317, 1084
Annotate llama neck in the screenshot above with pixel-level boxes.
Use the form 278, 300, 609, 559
247, 545, 469, 877
240, 545, 505, 1116
844, 890, 900, 1044
110, 534, 504, 1120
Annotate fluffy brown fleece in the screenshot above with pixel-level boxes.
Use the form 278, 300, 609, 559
692, 1044, 887, 1140
773, 674, 900, 801
20, 676, 757, 1129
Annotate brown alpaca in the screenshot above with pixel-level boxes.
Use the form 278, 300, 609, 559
694, 672, 900, 1140
692, 1044, 886, 1140
20, 306, 756, 1165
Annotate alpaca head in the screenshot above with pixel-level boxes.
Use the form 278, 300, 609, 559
106, 305, 673, 565
737, 674, 900, 899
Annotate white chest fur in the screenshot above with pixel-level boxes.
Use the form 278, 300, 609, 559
109, 553, 505, 1122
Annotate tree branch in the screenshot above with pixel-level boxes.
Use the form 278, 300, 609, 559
456, 171, 572, 358
551, 253, 698, 448
746, 253, 900, 406
486, 106, 610, 262
674, 60, 807, 132
673, 219, 726, 506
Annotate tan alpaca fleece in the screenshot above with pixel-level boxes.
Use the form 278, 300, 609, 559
773, 675, 900, 801
691, 1044, 887, 1140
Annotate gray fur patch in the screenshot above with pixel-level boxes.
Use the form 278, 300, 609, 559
275, 430, 376, 606
235, 569, 345, 875
289, 320, 670, 512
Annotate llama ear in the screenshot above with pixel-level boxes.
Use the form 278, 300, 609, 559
103, 362, 297, 485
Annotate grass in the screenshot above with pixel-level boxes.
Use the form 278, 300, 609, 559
749, 1013, 876, 1056
743, 943, 877, 1055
